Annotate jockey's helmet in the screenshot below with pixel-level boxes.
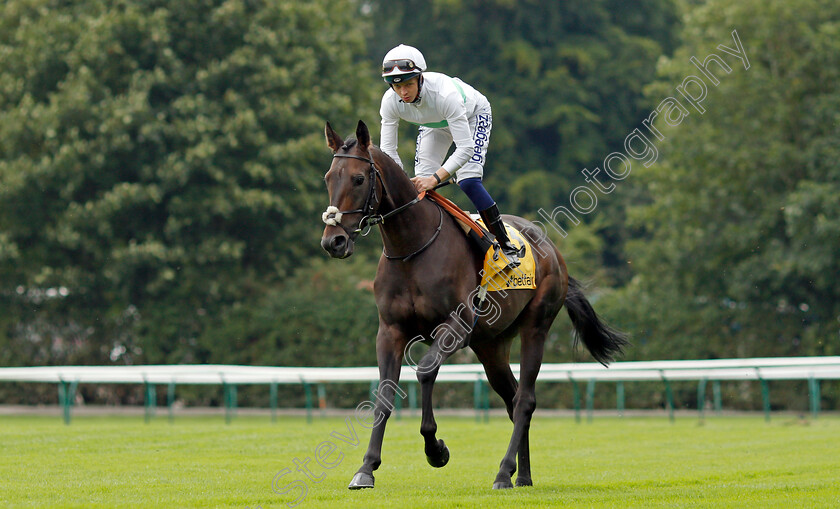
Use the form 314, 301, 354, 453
382, 44, 426, 84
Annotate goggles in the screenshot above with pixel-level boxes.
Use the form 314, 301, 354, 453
382, 59, 419, 74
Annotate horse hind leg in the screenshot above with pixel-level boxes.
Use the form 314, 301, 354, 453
492, 279, 561, 489
483, 349, 535, 487
473, 340, 518, 421
473, 341, 522, 488
491, 325, 547, 489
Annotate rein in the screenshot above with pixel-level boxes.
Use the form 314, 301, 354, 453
384, 206, 443, 262
322, 152, 439, 261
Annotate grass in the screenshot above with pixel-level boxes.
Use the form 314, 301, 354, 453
2, 412, 839, 508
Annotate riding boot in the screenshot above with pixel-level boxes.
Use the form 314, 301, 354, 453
479, 204, 522, 268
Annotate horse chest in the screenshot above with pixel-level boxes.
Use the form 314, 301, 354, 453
378, 284, 455, 324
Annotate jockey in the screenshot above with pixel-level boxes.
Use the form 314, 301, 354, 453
379, 44, 522, 267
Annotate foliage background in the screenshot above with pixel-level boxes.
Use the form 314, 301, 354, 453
1, 0, 837, 410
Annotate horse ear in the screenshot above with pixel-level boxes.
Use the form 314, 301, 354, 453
356, 120, 371, 150
325, 121, 343, 153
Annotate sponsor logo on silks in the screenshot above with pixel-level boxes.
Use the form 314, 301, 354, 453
471, 114, 491, 164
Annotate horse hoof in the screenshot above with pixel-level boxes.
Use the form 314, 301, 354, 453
348, 472, 374, 490
492, 480, 514, 489
515, 477, 533, 487
425, 440, 450, 468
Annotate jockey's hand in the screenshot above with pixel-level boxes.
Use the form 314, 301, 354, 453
411, 175, 438, 193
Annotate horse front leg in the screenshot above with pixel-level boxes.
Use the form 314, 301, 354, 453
516, 433, 533, 487
349, 326, 406, 490
410, 310, 473, 468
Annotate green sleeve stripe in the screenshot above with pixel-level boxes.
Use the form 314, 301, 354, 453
450, 78, 467, 104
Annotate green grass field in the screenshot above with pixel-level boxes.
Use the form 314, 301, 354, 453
2, 412, 839, 508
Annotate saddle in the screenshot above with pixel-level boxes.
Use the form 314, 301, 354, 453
424, 190, 536, 292
424, 190, 494, 256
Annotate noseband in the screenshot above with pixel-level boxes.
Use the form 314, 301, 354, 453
322, 153, 425, 239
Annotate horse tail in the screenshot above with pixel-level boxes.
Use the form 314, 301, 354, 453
564, 276, 629, 366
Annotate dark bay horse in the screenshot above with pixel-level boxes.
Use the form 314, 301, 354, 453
320, 120, 628, 490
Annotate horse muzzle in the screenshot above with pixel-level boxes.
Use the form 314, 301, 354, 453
321, 229, 355, 259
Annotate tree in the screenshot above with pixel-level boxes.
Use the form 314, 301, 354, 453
0, 0, 380, 367
608, 0, 840, 362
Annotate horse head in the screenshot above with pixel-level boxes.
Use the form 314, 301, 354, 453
321, 120, 384, 258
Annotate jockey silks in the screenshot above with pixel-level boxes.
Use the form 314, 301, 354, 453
380, 72, 492, 179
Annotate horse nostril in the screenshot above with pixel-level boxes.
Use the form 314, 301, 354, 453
333, 236, 346, 251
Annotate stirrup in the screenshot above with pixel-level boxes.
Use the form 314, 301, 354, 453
492, 243, 522, 269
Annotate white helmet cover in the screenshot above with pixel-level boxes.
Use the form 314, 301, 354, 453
382, 44, 426, 83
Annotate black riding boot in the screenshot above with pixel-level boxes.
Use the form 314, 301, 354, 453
479, 204, 522, 268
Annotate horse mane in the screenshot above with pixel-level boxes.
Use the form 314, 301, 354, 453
368, 144, 421, 201
336, 137, 417, 194
367, 145, 408, 179
335, 132, 419, 208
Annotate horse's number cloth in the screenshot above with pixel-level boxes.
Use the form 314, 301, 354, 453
474, 218, 537, 291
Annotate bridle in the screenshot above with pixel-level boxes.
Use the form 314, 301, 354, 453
322, 152, 442, 261
322, 153, 386, 239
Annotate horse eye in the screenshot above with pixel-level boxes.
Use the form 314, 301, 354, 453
352, 175, 365, 186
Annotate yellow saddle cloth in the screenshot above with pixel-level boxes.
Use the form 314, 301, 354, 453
474, 218, 537, 292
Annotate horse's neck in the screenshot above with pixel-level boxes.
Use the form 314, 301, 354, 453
372, 150, 418, 210
372, 148, 441, 251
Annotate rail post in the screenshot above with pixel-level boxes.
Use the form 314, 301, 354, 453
616, 381, 625, 417
474, 378, 483, 423
270, 380, 278, 423
808, 377, 820, 419
57, 378, 78, 425
756, 369, 770, 422
144, 379, 156, 424
570, 375, 581, 423
394, 382, 402, 420
408, 382, 418, 416
167, 380, 176, 424
712, 380, 722, 414
660, 371, 674, 422
317, 383, 327, 419
301, 379, 313, 424
697, 378, 708, 420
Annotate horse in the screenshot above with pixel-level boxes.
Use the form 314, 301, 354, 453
320, 120, 628, 490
